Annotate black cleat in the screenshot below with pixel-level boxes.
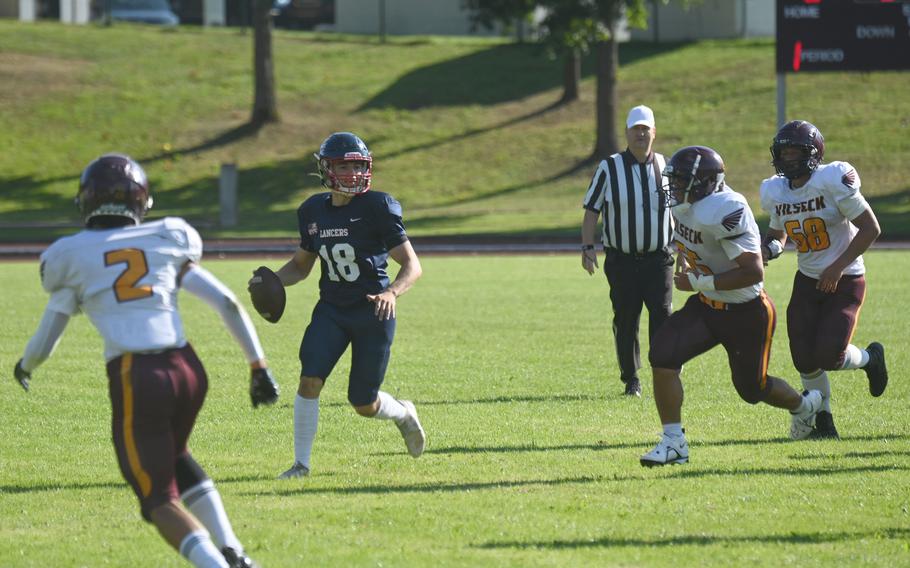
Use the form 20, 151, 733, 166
863, 342, 888, 397
221, 547, 258, 568
623, 378, 642, 397
808, 411, 839, 439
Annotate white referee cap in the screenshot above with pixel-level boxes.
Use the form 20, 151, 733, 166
626, 105, 655, 129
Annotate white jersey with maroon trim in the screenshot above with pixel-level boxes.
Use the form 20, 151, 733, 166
672, 186, 763, 305
39, 217, 203, 361
760, 161, 868, 279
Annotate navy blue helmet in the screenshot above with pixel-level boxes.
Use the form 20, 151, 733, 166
314, 132, 373, 195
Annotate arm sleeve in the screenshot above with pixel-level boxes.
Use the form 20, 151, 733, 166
828, 162, 869, 221
707, 199, 761, 260
582, 161, 609, 212
378, 195, 408, 250
759, 182, 783, 231
20, 307, 71, 372
181, 265, 266, 364
297, 202, 316, 252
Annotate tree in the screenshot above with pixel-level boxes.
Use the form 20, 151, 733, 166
589, 0, 649, 160
464, 0, 586, 104
251, 0, 279, 125
464, 1, 657, 159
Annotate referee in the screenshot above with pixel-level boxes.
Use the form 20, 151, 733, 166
581, 105, 674, 397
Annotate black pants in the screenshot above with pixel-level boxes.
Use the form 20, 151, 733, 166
603, 248, 674, 384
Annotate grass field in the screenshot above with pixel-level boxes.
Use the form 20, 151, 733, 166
0, 251, 907, 567
1, 22, 909, 241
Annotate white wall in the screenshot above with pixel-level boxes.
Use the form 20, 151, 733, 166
60, 0, 90, 23
335, 0, 500, 36
631, 0, 774, 42
744, 0, 774, 37
18, 0, 35, 21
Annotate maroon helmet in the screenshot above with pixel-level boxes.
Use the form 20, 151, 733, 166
661, 146, 726, 207
76, 153, 152, 226
770, 120, 825, 180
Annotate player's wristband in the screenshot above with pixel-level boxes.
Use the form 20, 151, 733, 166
764, 237, 783, 260
687, 273, 716, 292
581, 244, 596, 251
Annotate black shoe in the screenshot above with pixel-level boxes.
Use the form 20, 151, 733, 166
221, 547, 258, 568
623, 378, 642, 397
864, 342, 888, 397
808, 411, 839, 439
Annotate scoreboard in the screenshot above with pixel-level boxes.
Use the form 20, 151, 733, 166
776, 0, 910, 72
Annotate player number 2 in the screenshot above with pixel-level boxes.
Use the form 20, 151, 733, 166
319, 243, 360, 282
784, 217, 830, 253
105, 248, 154, 302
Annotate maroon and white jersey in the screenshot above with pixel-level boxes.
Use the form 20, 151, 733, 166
760, 161, 869, 279
672, 186, 763, 304
39, 217, 203, 361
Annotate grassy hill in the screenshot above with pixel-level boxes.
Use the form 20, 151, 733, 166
1, 21, 908, 241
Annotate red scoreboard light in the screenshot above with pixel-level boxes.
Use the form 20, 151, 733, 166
777, 0, 910, 72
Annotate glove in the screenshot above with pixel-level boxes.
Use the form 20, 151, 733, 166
14, 359, 30, 392
250, 367, 279, 408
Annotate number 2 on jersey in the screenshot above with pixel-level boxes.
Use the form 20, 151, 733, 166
105, 248, 154, 302
784, 217, 830, 253
319, 243, 361, 282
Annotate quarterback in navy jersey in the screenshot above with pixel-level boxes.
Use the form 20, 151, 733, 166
263, 132, 426, 479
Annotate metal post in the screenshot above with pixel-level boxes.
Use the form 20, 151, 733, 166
379, 0, 386, 43
776, 72, 786, 128
219, 163, 238, 228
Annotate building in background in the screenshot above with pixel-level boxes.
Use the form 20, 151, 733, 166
631, 0, 773, 42
1, 0, 774, 41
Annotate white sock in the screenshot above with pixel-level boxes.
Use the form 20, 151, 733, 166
294, 395, 319, 469
662, 423, 684, 438
374, 391, 408, 421
800, 370, 831, 413
840, 344, 870, 370
181, 480, 242, 553
791, 395, 810, 415
179, 530, 228, 568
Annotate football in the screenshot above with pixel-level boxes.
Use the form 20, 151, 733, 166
248, 266, 286, 323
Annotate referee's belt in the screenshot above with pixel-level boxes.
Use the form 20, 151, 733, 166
606, 248, 666, 260
698, 291, 764, 312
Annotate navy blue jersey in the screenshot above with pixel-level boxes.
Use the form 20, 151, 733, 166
297, 191, 408, 306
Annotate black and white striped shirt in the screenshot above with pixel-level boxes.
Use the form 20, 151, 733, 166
582, 150, 673, 254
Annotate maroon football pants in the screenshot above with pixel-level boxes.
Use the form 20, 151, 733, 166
649, 291, 776, 404
786, 271, 865, 373
106, 343, 207, 521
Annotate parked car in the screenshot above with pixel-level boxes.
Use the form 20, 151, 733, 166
108, 0, 180, 25
271, 0, 333, 30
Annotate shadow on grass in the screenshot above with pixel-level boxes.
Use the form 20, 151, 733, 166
320, 393, 601, 409
370, 433, 910, 457
135, 121, 264, 165
867, 188, 910, 238
432, 156, 596, 210
476, 527, 910, 550
665, 463, 910, 480
359, 41, 689, 111
0, 480, 125, 494
378, 98, 567, 162
255, 474, 604, 497
787, 449, 910, 460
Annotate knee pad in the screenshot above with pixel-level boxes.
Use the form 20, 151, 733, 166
791, 352, 819, 375
816, 348, 845, 371
175, 453, 209, 496
733, 377, 766, 405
